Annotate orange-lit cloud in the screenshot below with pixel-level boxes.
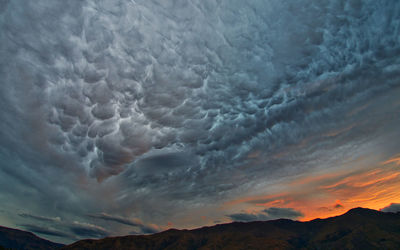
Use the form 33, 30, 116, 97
225, 154, 400, 221
382, 155, 400, 165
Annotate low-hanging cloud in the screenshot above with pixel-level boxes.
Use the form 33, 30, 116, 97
228, 207, 304, 222
19, 224, 72, 239
69, 221, 110, 239
381, 203, 400, 213
88, 213, 159, 234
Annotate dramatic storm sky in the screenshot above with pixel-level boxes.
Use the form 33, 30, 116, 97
1, 0, 400, 244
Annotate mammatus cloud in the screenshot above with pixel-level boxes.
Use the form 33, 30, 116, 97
381, 203, 400, 213
1, 0, 399, 181
228, 207, 303, 222
0, 0, 399, 243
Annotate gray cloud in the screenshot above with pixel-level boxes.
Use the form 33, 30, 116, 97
228, 207, 304, 222
0, 0, 399, 243
140, 225, 159, 234
318, 203, 345, 212
88, 213, 159, 234
18, 213, 61, 223
69, 221, 110, 239
19, 224, 71, 239
17, 212, 112, 242
2, 0, 399, 181
381, 203, 400, 213
88, 213, 141, 227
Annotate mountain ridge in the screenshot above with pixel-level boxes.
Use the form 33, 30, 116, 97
63, 207, 400, 250
0, 225, 64, 250
2, 208, 400, 250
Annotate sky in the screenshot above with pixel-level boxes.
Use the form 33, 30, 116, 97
0, 0, 400, 244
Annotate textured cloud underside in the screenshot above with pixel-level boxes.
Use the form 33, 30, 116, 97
0, 0, 400, 242
2, 0, 399, 180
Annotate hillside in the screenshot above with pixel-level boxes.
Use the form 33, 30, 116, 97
0, 226, 63, 250
63, 208, 400, 250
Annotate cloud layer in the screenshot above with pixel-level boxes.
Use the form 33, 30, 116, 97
88, 213, 159, 234
228, 207, 303, 222
0, 0, 399, 243
381, 203, 400, 213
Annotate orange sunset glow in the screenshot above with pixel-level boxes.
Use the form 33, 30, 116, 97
225, 154, 400, 221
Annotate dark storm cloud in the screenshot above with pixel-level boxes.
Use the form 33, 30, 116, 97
0, 0, 400, 243
2, 0, 399, 181
228, 207, 303, 222
381, 203, 400, 213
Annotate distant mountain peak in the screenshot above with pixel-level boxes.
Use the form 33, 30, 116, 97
345, 207, 381, 215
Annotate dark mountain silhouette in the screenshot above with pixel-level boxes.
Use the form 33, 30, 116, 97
2, 208, 400, 250
62, 207, 400, 250
0, 225, 64, 250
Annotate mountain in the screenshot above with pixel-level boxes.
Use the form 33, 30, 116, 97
63, 208, 400, 250
0, 226, 64, 250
